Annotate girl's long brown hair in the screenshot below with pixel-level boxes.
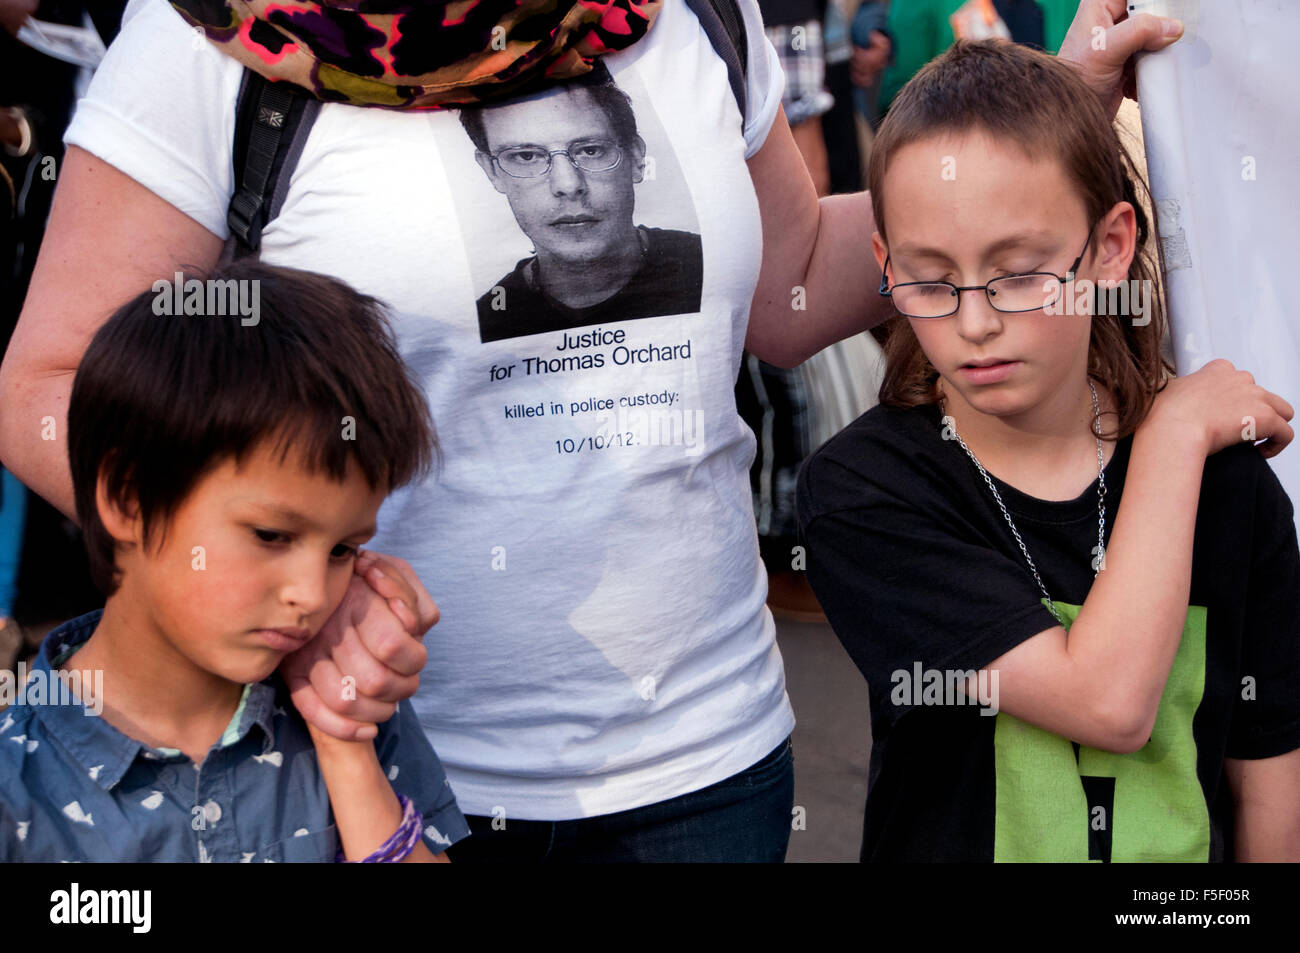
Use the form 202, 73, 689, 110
868, 40, 1173, 439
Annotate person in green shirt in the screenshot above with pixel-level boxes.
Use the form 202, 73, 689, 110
880, 0, 1080, 110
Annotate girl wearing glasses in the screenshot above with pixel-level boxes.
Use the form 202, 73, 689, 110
797, 40, 1300, 862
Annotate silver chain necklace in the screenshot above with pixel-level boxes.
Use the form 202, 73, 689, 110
941, 379, 1107, 626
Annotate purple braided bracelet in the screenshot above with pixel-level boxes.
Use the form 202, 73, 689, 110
336, 793, 423, 863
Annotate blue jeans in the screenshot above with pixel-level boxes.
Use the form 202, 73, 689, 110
445, 737, 795, 863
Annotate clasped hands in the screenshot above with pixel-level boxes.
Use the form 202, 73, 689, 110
282, 550, 437, 741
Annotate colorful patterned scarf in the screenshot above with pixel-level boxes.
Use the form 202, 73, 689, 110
169, 0, 662, 109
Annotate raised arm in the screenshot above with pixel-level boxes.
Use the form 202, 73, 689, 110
0, 145, 224, 518
980, 363, 1293, 752
803, 364, 1293, 754
743, 106, 886, 369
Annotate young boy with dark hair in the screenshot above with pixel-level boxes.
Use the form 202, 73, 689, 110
0, 260, 469, 861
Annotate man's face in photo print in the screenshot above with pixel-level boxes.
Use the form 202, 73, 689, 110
471, 84, 647, 270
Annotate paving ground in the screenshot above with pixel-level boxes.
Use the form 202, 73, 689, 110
775, 617, 873, 863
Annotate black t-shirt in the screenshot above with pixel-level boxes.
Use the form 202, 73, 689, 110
796, 402, 1300, 862
476, 226, 703, 343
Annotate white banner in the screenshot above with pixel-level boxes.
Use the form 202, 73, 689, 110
1134, 0, 1300, 534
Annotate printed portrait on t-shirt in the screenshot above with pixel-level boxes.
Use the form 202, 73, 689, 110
454, 62, 703, 343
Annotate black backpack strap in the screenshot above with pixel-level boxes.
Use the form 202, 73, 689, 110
226, 69, 320, 258
685, 0, 749, 120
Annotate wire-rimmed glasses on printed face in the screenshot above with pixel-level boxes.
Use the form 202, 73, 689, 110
488, 138, 624, 178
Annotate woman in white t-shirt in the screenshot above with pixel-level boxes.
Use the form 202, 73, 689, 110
0, 0, 1181, 861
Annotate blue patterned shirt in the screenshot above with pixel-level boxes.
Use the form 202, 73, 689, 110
0, 609, 471, 862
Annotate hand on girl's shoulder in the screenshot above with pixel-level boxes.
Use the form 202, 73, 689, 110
1151, 360, 1294, 459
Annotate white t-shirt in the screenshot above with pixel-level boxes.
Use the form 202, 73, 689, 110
1133, 0, 1300, 540
66, 0, 795, 819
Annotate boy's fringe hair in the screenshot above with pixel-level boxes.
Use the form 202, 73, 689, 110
867, 40, 1174, 440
